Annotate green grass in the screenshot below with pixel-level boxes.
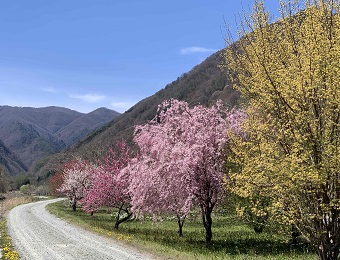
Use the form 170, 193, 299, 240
47, 200, 317, 260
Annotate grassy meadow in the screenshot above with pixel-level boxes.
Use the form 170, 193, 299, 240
47, 200, 316, 260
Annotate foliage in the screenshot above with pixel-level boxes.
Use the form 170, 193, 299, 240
0, 168, 9, 193
235, 194, 271, 234
81, 142, 134, 228
0, 139, 27, 178
34, 185, 49, 196
128, 99, 244, 241
58, 159, 96, 211
10, 173, 29, 190
48, 171, 65, 197
19, 184, 34, 195
224, 0, 340, 259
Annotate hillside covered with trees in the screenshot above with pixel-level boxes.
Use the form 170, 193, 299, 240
0, 106, 119, 176
32, 49, 240, 178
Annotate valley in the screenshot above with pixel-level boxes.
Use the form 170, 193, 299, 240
0, 106, 119, 176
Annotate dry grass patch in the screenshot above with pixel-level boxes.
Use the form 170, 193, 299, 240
0, 193, 39, 260
0, 194, 35, 218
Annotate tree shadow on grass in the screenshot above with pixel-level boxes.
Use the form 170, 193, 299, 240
51, 202, 314, 258
121, 224, 314, 257
216, 237, 312, 256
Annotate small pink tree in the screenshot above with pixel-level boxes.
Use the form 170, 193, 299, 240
58, 159, 96, 211
129, 99, 244, 241
49, 171, 65, 197
81, 142, 134, 229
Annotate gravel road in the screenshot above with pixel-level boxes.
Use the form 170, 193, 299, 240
7, 198, 152, 260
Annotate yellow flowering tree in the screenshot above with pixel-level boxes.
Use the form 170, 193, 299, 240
224, 0, 340, 259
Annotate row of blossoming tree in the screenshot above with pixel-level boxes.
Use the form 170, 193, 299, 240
54, 0, 340, 258
55, 99, 245, 243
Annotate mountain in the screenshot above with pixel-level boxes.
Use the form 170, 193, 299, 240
0, 106, 119, 175
73, 50, 239, 152
0, 139, 27, 176
32, 49, 240, 179
56, 107, 118, 146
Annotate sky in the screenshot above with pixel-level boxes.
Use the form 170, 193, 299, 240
0, 0, 281, 113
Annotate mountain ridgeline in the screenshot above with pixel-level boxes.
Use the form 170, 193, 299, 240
0, 106, 119, 176
33, 49, 240, 179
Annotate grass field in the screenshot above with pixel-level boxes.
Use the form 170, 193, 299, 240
47, 200, 317, 260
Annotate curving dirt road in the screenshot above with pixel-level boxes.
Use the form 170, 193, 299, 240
7, 198, 151, 260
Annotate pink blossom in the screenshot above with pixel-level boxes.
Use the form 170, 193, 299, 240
58, 159, 97, 211
128, 99, 244, 240
80, 142, 135, 228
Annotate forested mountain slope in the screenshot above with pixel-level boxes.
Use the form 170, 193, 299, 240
0, 139, 27, 176
0, 106, 119, 175
32, 49, 240, 179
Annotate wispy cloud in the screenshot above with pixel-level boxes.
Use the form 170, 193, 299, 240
70, 93, 106, 103
40, 87, 57, 93
180, 47, 218, 55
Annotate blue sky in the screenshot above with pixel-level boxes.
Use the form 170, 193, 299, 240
0, 0, 281, 113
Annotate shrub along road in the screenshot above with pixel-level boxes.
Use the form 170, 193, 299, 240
7, 198, 150, 260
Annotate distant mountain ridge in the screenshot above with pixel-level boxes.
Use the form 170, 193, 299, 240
0, 106, 119, 175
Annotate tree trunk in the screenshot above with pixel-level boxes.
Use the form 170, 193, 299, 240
114, 220, 120, 229
177, 215, 185, 236
114, 212, 133, 229
201, 205, 213, 243
316, 226, 339, 260
313, 209, 340, 260
254, 225, 263, 233
290, 225, 299, 246
318, 240, 339, 260
114, 204, 124, 229
114, 203, 132, 229
72, 200, 77, 211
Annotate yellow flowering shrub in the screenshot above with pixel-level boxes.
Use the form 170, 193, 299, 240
224, 0, 340, 259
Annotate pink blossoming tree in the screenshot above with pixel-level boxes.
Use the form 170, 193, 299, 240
81, 142, 135, 229
129, 99, 244, 241
49, 171, 65, 197
58, 159, 96, 211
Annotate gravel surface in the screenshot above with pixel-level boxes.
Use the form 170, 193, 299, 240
7, 198, 152, 260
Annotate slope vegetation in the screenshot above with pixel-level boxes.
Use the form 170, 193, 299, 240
33, 50, 240, 178
0, 106, 119, 175
0, 139, 26, 176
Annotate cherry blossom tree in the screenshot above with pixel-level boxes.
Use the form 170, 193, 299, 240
58, 159, 96, 211
81, 142, 134, 229
128, 154, 190, 236
129, 99, 244, 241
